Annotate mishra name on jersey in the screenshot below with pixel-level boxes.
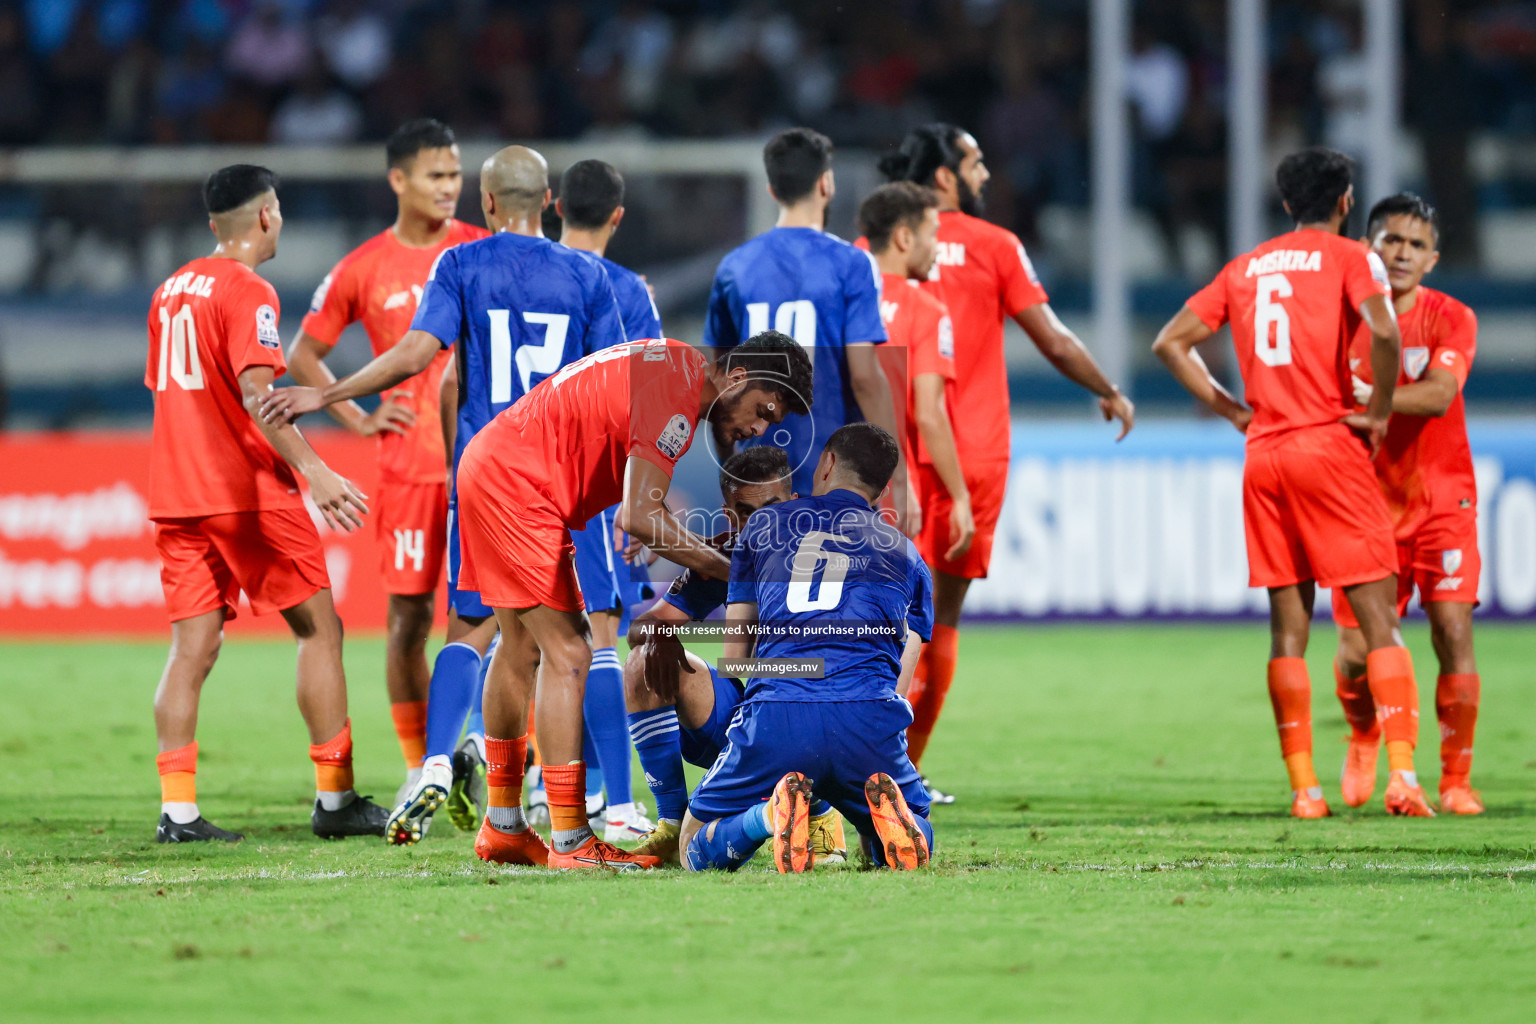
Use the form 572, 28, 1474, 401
1245, 250, 1323, 276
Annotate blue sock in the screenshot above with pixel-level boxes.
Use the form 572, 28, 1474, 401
583, 724, 605, 801
583, 647, 632, 807
464, 643, 493, 740
425, 642, 481, 760
809, 799, 831, 817
627, 707, 688, 822
684, 806, 768, 871
860, 814, 935, 867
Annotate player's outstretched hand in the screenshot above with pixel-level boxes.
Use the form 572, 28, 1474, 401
260, 386, 327, 424
361, 393, 416, 437
1342, 412, 1388, 458
1100, 391, 1135, 441
904, 477, 923, 538
1228, 406, 1253, 434
307, 466, 369, 532
946, 494, 975, 562
641, 632, 689, 703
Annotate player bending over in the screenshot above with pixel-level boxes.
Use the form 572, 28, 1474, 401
556, 158, 665, 840
623, 446, 855, 866
875, 124, 1134, 800
1153, 147, 1435, 819
682, 423, 935, 873
286, 119, 488, 800
1331, 193, 1484, 815
261, 145, 627, 844
446, 332, 812, 870
148, 165, 382, 842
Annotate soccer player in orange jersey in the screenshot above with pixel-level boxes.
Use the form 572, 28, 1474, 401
876, 125, 1135, 798
858, 182, 975, 565
1330, 193, 1484, 815
148, 165, 385, 842
287, 120, 489, 796
1154, 148, 1435, 819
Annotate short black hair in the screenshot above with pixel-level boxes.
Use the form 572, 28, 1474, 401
858, 182, 939, 253
763, 128, 833, 204
720, 446, 792, 497
716, 330, 813, 417
559, 159, 625, 230
1276, 147, 1354, 224
386, 118, 457, 170
877, 123, 967, 187
824, 423, 900, 495
203, 164, 278, 215
1366, 191, 1440, 243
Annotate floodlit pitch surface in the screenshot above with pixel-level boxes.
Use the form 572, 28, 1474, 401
3, 624, 1533, 1022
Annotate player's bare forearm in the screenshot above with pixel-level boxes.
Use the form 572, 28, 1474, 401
327, 330, 439, 405
239, 367, 368, 530
914, 376, 968, 506
286, 331, 368, 432
1153, 306, 1249, 430
896, 628, 923, 697
1360, 295, 1400, 424
626, 602, 689, 651
723, 602, 757, 660
620, 457, 733, 579
1392, 369, 1458, 417
847, 342, 907, 484
439, 356, 459, 473
1016, 304, 1115, 397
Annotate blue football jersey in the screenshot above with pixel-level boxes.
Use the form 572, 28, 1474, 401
703, 228, 888, 493
599, 255, 663, 342
411, 232, 626, 472
726, 488, 933, 703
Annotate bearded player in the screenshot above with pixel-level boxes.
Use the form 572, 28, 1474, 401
858, 182, 974, 565
1331, 193, 1484, 815
287, 119, 488, 798
1153, 148, 1435, 819
875, 125, 1134, 799
148, 165, 384, 842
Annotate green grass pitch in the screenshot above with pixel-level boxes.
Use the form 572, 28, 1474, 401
3, 623, 1534, 1023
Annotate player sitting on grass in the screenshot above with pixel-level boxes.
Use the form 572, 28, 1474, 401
681, 423, 934, 873
624, 446, 848, 866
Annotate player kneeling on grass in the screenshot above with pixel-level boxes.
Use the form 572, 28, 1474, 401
680, 424, 935, 873
147, 165, 384, 843
625, 446, 851, 866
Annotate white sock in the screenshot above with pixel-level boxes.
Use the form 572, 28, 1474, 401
162, 801, 199, 824
606, 801, 635, 822
586, 791, 605, 816
405, 766, 422, 788
1395, 770, 1419, 788
317, 790, 356, 812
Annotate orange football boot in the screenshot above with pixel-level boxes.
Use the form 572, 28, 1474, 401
768, 771, 815, 874
1340, 732, 1380, 808
474, 820, 550, 866
546, 835, 661, 871
1290, 787, 1332, 819
866, 773, 931, 868
1384, 771, 1436, 817
1438, 785, 1485, 815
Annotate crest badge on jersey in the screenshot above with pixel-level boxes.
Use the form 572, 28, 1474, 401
255, 304, 281, 349
1442, 548, 1463, 576
656, 413, 691, 459
1404, 347, 1430, 380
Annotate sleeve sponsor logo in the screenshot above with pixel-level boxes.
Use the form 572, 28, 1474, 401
937, 315, 955, 359
309, 272, 332, 313
1017, 243, 1040, 285
256, 304, 281, 349
656, 413, 692, 459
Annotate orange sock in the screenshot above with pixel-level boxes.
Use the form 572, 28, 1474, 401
543, 762, 587, 833
1268, 658, 1318, 790
1333, 663, 1377, 741
389, 700, 427, 769
156, 740, 198, 804
1366, 646, 1419, 772
907, 624, 959, 769
1436, 673, 1479, 789
485, 735, 528, 810
309, 719, 355, 795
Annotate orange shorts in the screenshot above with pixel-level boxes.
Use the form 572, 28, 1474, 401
916, 458, 1008, 579
375, 480, 448, 595
154, 507, 329, 622
455, 470, 583, 613
1243, 424, 1397, 590
1331, 509, 1480, 627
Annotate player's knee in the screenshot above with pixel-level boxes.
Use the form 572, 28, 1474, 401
1430, 614, 1476, 673
621, 651, 650, 710
386, 595, 434, 651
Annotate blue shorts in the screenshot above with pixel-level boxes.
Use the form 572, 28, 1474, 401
690, 698, 929, 842
571, 507, 623, 615
446, 494, 491, 619
678, 668, 744, 769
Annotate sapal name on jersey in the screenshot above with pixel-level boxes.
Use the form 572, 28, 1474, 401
159, 270, 217, 299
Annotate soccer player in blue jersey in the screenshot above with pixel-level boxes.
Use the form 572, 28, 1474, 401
555, 158, 664, 840
621, 446, 864, 866
705, 128, 908, 522
680, 423, 935, 873
260, 145, 626, 844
